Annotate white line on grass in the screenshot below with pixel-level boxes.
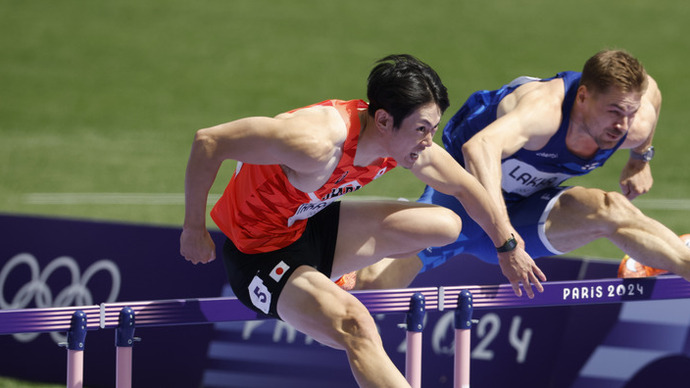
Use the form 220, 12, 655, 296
24, 193, 208, 205
632, 198, 690, 210
22, 193, 690, 210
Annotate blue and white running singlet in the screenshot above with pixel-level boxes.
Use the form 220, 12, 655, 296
418, 71, 627, 271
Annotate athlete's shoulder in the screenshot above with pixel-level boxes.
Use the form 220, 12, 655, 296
499, 76, 565, 117
275, 101, 348, 139
621, 75, 662, 149
643, 75, 662, 109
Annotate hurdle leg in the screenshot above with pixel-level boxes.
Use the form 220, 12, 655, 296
405, 292, 425, 388
116, 347, 133, 388
454, 290, 473, 388
63, 310, 87, 388
66, 349, 84, 388
115, 307, 137, 388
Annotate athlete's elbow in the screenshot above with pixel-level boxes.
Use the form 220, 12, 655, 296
191, 128, 221, 161
193, 127, 212, 143
461, 137, 489, 159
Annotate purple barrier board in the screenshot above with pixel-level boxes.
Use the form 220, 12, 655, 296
0, 213, 227, 387
2, 213, 690, 388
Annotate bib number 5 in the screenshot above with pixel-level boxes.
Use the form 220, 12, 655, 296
249, 276, 271, 314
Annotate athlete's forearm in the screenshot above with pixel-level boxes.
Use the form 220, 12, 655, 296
413, 144, 514, 245
455, 175, 515, 247
183, 131, 223, 230
462, 138, 510, 221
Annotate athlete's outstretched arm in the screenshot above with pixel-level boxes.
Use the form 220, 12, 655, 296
619, 75, 662, 200
461, 80, 563, 224
180, 107, 345, 265
412, 144, 546, 298
458, 81, 564, 295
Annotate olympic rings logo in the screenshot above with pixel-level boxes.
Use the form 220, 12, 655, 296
0, 253, 121, 343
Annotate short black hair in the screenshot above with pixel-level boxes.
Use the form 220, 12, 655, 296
367, 54, 450, 128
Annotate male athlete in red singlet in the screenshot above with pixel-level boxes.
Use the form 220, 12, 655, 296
211, 99, 397, 255
180, 55, 544, 388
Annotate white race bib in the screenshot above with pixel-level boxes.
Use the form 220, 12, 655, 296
501, 159, 573, 197
287, 181, 363, 227
248, 276, 271, 314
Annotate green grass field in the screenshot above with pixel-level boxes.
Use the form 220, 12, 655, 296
2, 0, 690, 386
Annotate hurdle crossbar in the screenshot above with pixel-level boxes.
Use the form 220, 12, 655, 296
2, 276, 689, 335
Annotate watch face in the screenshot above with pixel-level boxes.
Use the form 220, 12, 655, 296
633, 146, 654, 161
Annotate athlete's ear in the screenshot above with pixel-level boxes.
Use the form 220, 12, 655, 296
374, 109, 393, 133
576, 85, 589, 103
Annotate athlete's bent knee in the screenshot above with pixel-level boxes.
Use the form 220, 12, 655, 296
433, 208, 463, 245
337, 299, 380, 348
598, 191, 644, 228
603, 191, 640, 214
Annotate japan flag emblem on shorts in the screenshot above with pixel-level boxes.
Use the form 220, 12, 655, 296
270, 261, 290, 282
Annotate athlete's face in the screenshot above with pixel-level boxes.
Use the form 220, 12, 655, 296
581, 86, 642, 149
388, 102, 442, 169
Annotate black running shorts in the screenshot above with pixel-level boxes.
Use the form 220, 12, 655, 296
222, 201, 341, 319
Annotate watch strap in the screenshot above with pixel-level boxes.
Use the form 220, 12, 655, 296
496, 233, 518, 253
630, 146, 654, 162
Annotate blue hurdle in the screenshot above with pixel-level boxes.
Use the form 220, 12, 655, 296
115, 307, 137, 388
455, 290, 474, 388
405, 292, 425, 388
61, 310, 87, 388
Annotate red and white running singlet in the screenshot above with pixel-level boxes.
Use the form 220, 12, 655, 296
211, 99, 397, 254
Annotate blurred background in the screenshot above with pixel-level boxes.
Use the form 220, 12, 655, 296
2, 1, 689, 385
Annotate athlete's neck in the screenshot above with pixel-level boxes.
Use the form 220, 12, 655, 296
354, 112, 385, 167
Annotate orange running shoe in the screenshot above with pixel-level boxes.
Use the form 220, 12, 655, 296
618, 255, 669, 278
617, 234, 690, 278
334, 271, 357, 291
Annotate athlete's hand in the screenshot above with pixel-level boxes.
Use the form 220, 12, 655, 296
180, 227, 216, 264
497, 245, 546, 298
620, 159, 653, 200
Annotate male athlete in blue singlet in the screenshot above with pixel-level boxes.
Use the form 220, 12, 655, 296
356, 50, 690, 292
418, 71, 615, 268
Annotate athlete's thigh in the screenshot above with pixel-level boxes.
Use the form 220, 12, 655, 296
416, 185, 492, 269
543, 185, 612, 252
332, 200, 461, 275
507, 186, 572, 258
